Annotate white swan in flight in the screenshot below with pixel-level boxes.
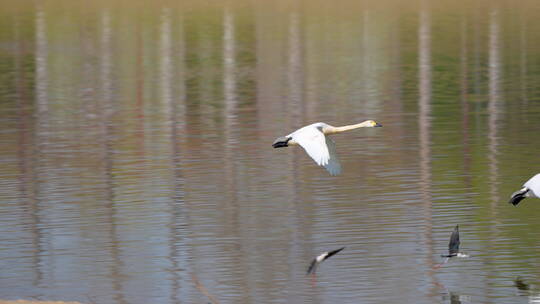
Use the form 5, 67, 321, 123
509, 173, 540, 206
272, 120, 382, 175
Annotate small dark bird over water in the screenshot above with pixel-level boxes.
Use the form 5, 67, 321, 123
435, 225, 469, 268
509, 173, 540, 206
441, 225, 466, 258
307, 247, 345, 275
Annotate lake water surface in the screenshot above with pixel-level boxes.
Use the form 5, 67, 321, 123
1, 1, 540, 303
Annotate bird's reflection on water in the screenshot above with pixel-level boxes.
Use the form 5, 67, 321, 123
515, 276, 531, 292
441, 291, 471, 304
513, 277, 540, 303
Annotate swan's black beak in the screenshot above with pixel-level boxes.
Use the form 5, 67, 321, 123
272, 136, 290, 148
374, 122, 382, 127
509, 188, 528, 206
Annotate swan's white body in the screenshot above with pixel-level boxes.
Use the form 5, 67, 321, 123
509, 173, 540, 206
287, 123, 342, 175
273, 120, 381, 175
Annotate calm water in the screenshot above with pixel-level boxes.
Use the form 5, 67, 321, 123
1, 1, 540, 303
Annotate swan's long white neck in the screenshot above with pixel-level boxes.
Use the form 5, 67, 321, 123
323, 121, 373, 135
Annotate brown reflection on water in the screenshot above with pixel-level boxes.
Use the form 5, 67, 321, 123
31, 5, 48, 291
459, 13, 472, 190
15, 9, 43, 290
417, 1, 438, 295
486, 8, 503, 269
485, 7, 502, 298
99, 9, 127, 304
487, 7, 501, 210
166, 7, 188, 303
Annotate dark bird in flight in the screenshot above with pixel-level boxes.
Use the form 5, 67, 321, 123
509, 174, 540, 206
435, 225, 469, 269
441, 225, 467, 258
307, 247, 345, 275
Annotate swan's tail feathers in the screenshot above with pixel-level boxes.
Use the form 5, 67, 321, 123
324, 137, 341, 176
509, 188, 528, 206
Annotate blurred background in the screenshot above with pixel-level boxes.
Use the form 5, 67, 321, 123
1, 0, 540, 303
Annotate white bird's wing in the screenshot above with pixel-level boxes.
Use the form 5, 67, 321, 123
324, 137, 341, 176
293, 127, 331, 167
524, 173, 540, 197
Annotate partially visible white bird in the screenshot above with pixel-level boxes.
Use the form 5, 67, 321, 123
306, 247, 345, 275
509, 173, 540, 206
272, 120, 382, 175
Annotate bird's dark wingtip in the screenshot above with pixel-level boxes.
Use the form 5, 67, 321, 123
509, 196, 525, 206
329, 247, 345, 255
509, 189, 528, 206
272, 136, 291, 148
306, 259, 317, 275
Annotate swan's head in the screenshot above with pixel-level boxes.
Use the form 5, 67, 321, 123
365, 120, 382, 127
272, 136, 292, 148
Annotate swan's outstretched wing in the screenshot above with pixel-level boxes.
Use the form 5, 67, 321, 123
293, 127, 331, 167
324, 137, 341, 176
